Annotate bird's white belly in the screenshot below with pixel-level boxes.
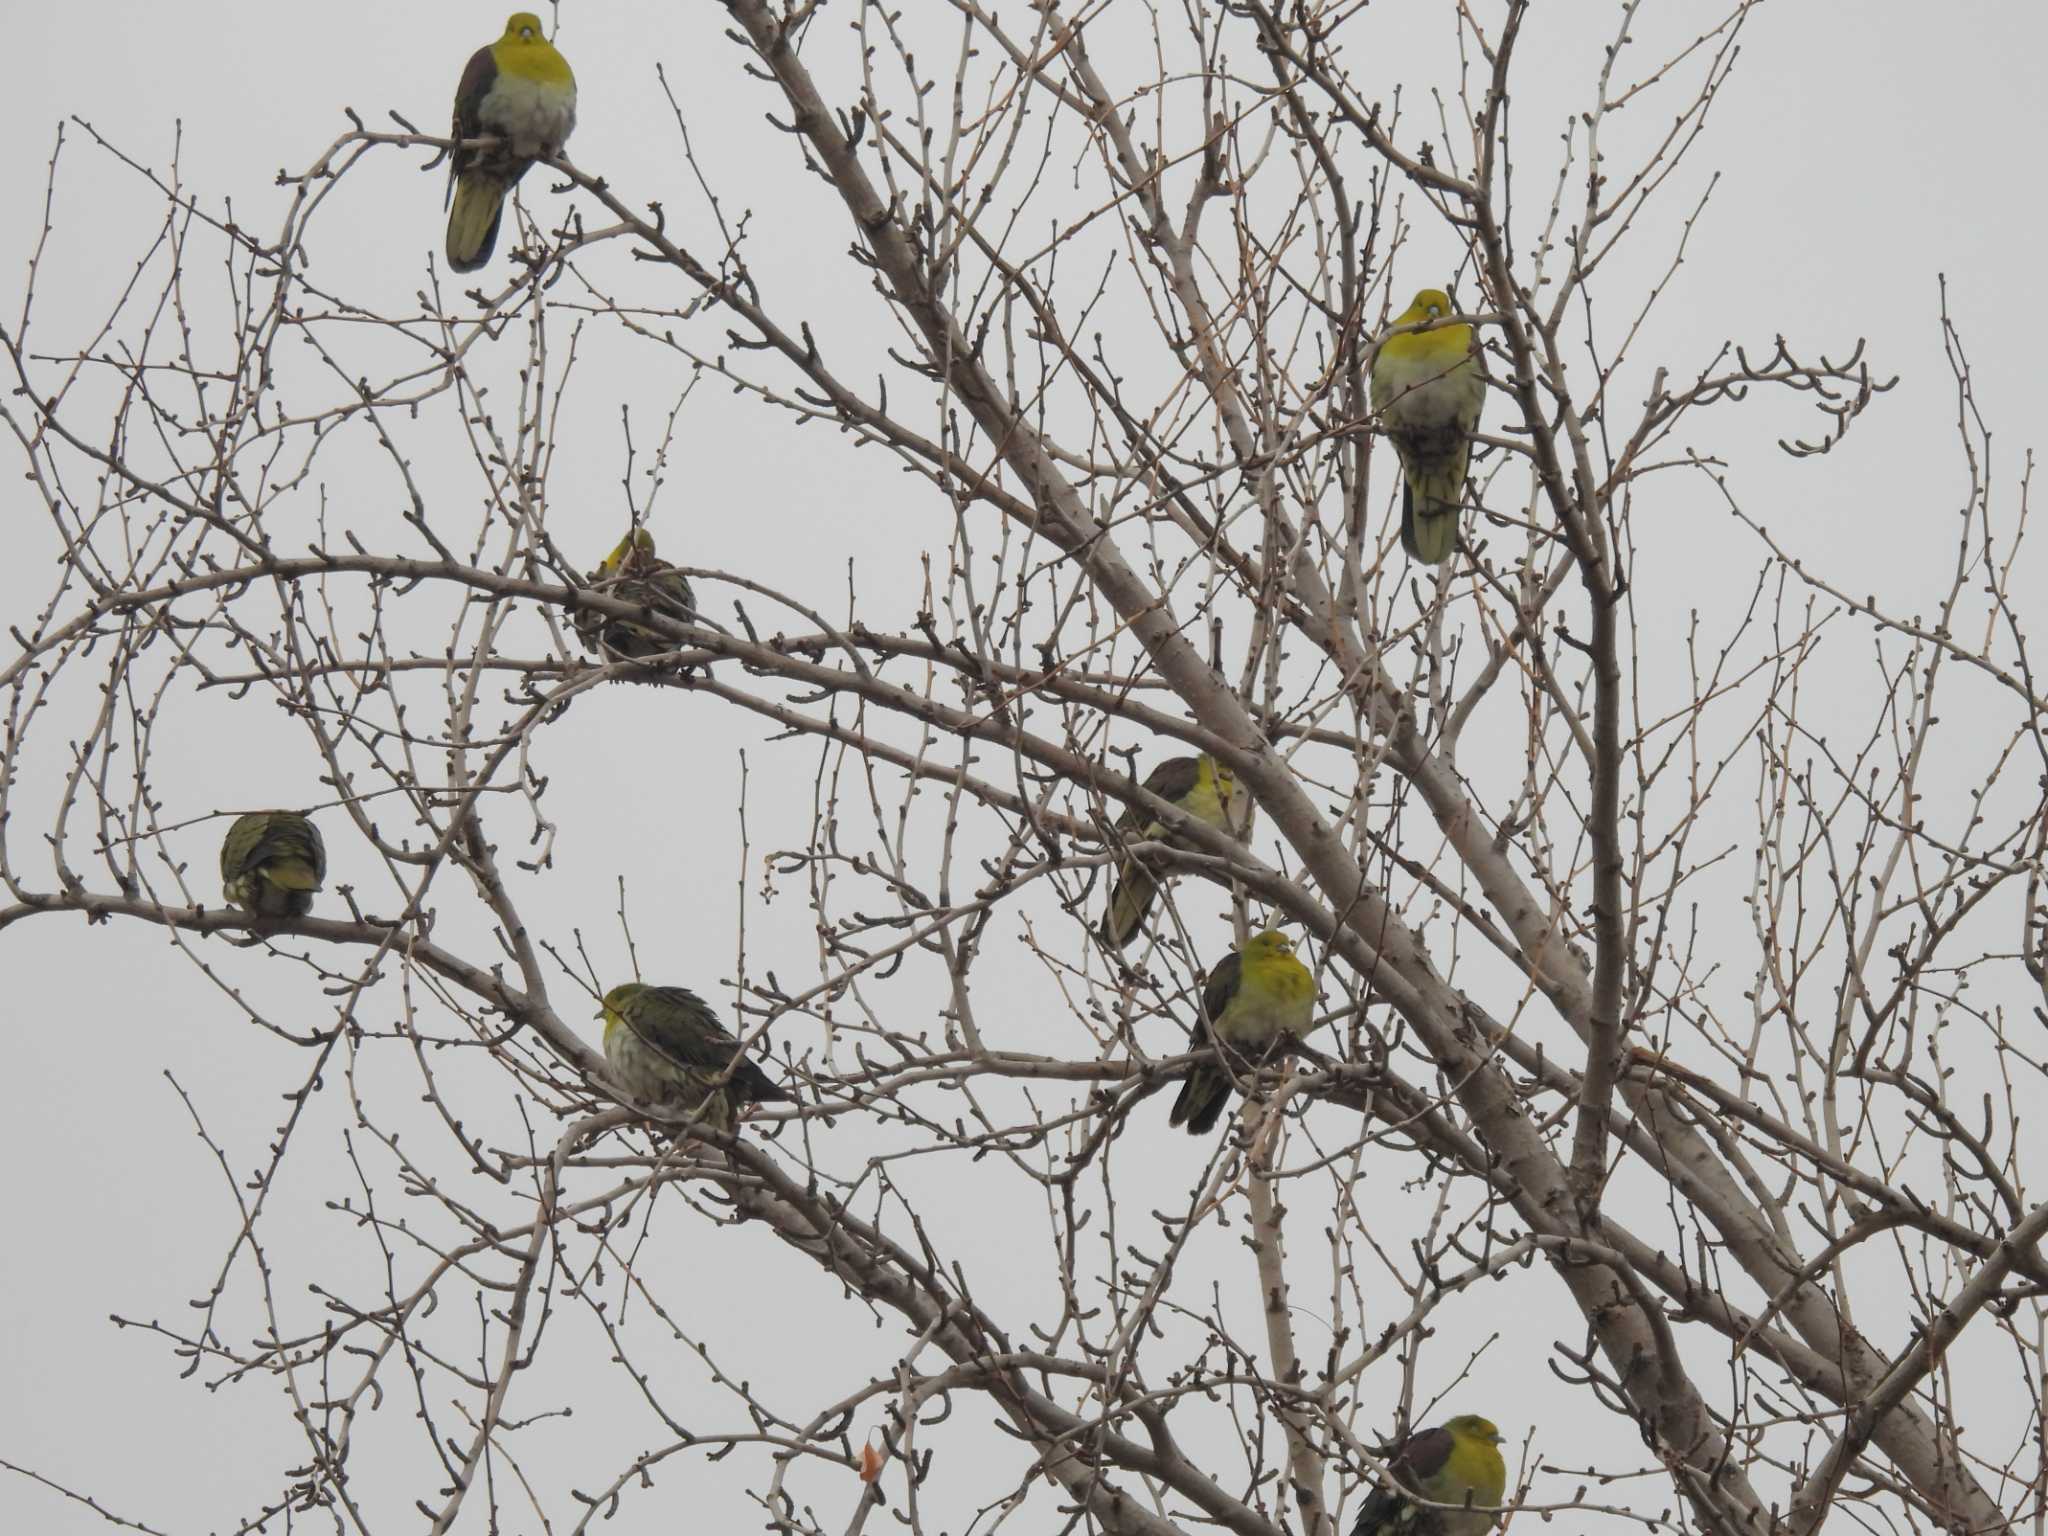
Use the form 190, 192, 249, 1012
1376, 349, 1473, 429
481, 74, 577, 159
606, 1023, 688, 1102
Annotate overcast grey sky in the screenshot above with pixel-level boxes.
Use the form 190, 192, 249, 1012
5, 3, 2047, 1533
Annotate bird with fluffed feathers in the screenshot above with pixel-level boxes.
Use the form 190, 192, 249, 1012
445, 12, 576, 272
598, 982, 792, 1134
1099, 753, 1252, 950
573, 528, 698, 664
1349, 1414, 1507, 1536
1370, 288, 1485, 565
1170, 929, 1318, 1135
220, 811, 325, 918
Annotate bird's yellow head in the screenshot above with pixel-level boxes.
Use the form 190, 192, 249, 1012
599, 528, 658, 575
1384, 288, 1470, 363
1398, 288, 1454, 325
597, 982, 646, 1019
1243, 930, 1296, 961
1445, 1414, 1503, 1445
495, 13, 573, 85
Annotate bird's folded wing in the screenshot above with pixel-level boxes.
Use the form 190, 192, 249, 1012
1117, 755, 1199, 833
1391, 1425, 1455, 1485
627, 989, 744, 1073
448, 46, 498, 183
1200, 951, 1243, 1029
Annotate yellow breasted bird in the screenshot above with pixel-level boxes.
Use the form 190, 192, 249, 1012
1099, 754, 1252, 950
220, 811, 325, 918
573, 528, 698, 663
599, 983, 792, 1134
1350, 1415, 1507, 1536
1370, 289, 1485, 565
445, 13, 577, 272
1171, 930, 1316, 1134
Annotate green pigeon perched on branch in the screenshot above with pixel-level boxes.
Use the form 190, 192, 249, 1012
445, 12, 577, 273
573, 528, 697, 663
1099, 754, 1251, 950
599, 983, 791, 1134
220, 811, 325, 918
1171, 930, 1316, 1135
1350, 1415, 1507, 1536
1370, 288, 1485, 565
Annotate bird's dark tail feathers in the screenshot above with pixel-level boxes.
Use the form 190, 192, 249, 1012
1346, 1482, 1404, 1536
1400, 474, 1462, 565
1099, 861, 1157, 949
731, 1055, 794, 1104
1169, 1062, 1233, 1135
446, 175, 507, 272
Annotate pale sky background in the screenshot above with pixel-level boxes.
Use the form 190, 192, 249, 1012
4, 2, 2047, 1533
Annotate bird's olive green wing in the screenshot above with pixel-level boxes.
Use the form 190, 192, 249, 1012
1167, 950, 1247, 1133
1140, 754, 1202, 804
219, 813, 266, 884
446, 44, 498, 200
293, 816, 326, 884
622, 986, 744, 1071
625, 986, 791, 1104
221, 811, 324, 916
576, 572, 696, 661
1116, 755, 1200, 832
1200, 950, 1243, 1033
221, 811, 325, 885
647, 565, 695, 618
1100, 755, 1207, 947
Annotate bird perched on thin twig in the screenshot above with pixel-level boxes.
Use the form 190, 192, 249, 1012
1171, 930, 1316, 1134
1350, 1415, 1507, 1536
220, 811, 325, 918
598, 983, 791, 1134
1370, 288, 1485, 565
1099, 754, 1251, 950
573, 528, 697, 664
445, 12, 576, 273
